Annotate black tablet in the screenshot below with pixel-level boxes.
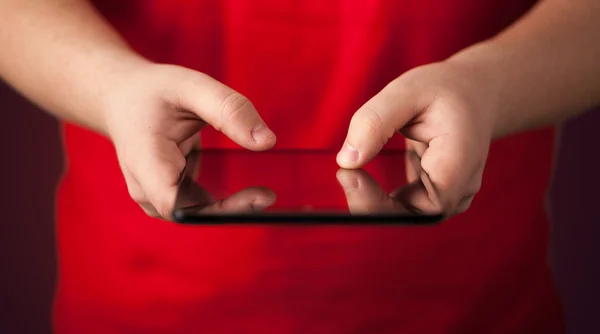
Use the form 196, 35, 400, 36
173, 149, 444, 224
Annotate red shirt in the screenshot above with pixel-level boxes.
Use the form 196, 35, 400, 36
54, 1, 564, 333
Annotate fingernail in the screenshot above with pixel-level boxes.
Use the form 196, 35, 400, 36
338, 176, 359, 192
251, 124, 274, 144
338, 142, 359, 163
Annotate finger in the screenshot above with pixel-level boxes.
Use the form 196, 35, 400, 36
178, 133, 201, 156
406, 139, 427, 158
196, 187, 277, 214
392, 178, 442, 215
120, 166, 164, 219
337, 80, 417, 169
449, 172, 482, 215
171, 150, 209, 222
172, 70, 276, 151
175, 172, 215, 212
219, 187, 276, 212
336, 169, 404, 214
405, 148, 422, 184
404, 139, 417, 183
420, 132, 484, 213
181, 149, 202, 181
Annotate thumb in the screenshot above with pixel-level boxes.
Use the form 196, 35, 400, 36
337, 81, 417, 169
170, 68, 276, 151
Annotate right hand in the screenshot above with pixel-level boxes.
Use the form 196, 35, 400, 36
103, 63, 276, 220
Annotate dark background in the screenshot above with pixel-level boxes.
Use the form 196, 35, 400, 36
0, 81, 599, 333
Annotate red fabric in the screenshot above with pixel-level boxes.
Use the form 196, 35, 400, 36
54, 1, 565, 333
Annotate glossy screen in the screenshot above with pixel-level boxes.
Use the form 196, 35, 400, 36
173, 149, 444, 224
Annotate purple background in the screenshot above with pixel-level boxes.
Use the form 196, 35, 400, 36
0, 81, 598, 333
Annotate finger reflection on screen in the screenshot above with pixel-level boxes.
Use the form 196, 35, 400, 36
191, 187, 276, 215
174, 150, 277, 217
336, 169, 411, 215
393, 150, 443, 215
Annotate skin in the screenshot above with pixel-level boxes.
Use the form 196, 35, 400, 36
1, 0, 599, 219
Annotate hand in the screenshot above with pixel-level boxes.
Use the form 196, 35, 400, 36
337, 61, 498, 216
103, 63, 276, 220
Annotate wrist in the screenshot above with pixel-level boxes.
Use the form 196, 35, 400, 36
436, 45, 504, 141
97, 54, 154, 139
443, 43, 506, 141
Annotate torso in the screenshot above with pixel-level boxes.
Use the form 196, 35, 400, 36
54, 1, 564, 333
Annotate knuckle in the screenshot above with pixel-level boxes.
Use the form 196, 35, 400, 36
456, 196, 475, 214
441, 198, 460, 214
148, 195, 175, 220
219, 92, 253, 130
421, 158, 455, 193
475, 157, 487, 171
469, 180, 483, 197
426, 171, 454, 195
455, 205, 468, 214
128, 187, 148, 205
155, 202, 173, 220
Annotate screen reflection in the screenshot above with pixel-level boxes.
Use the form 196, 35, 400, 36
173, 150, 444, 223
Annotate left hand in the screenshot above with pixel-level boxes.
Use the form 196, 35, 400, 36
337, 61, 499, 217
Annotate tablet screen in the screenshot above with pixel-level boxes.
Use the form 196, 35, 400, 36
173, 149, 444, 224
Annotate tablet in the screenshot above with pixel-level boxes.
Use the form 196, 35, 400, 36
172, 149, 444, 224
